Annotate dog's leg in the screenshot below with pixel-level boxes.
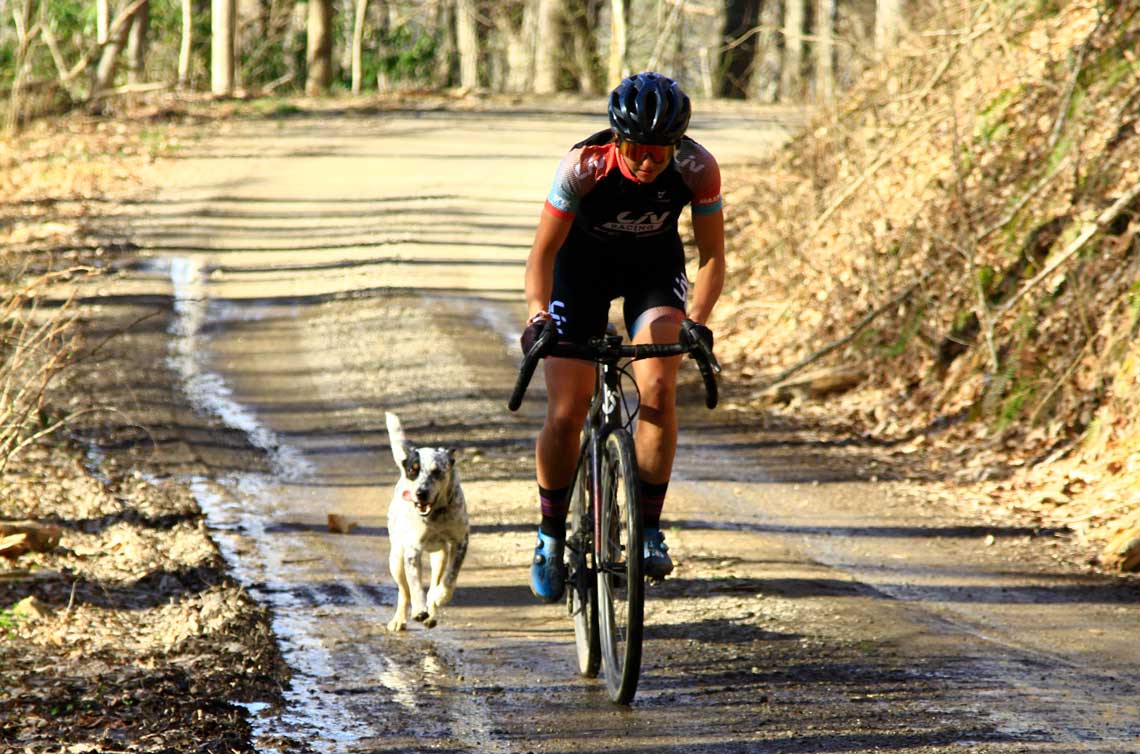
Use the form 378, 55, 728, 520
427, 535, 468, 623
387, 547, 410, 632
423, 548, 448, 628
406, 548, 430, 623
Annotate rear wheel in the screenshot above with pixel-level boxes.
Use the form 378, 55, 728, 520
596, 430, 643, 705
567, 450, 599, 677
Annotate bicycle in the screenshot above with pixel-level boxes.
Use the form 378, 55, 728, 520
507, 317, 720, 704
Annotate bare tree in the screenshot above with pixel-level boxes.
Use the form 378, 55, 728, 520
178, 0, 192, 87
211, 0, 236, 96
814, 0, 835, 102
491, 2, 538, 94
781, 0, 805, 100
534, 0, 562, 94
608, 0, 628, 87
456, 0, 479, 89
351, 0, 369, 93
126, 0, 149, 85
875, 0, 903, 50
567, 1, 602, 94
718, 0, 761, 98
306, 0, 334, 94
97, 0, 111, 45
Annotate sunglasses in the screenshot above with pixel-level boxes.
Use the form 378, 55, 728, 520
618, 140, 676, 165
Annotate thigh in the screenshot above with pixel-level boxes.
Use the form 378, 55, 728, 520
550, 243, 611, 344
621, 242, 688, 339
630, 314, 682, 390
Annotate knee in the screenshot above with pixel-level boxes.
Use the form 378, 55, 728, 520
638, 372, 677, 411
544, 407, 587, 440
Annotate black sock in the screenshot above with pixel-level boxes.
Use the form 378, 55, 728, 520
538, 484, 569, 540
639, 479, 669, 530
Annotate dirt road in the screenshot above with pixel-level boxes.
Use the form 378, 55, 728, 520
87, 103, 1140, 753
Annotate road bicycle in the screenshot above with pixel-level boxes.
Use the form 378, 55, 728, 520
508, 317, 720, 704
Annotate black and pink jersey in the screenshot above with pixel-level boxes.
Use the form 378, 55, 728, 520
543, 129, 723, 246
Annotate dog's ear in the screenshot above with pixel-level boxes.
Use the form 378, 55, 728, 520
447, 448, 457, 467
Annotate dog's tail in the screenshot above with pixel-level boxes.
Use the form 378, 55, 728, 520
385, 412, 408, 466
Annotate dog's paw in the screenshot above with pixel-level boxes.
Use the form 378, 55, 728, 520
412, 610, 430, 623
423, 615, 438, 629
386, 617, 407, 632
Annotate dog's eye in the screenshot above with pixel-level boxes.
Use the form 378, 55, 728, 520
430, 468, 443, 478
409, 463, 420, 477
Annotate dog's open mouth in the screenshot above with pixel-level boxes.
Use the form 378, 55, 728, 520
403, 489, 433, 516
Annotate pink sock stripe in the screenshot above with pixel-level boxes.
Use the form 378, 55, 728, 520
541, 497, 569, 518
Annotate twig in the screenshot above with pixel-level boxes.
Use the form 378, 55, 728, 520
1046, 11, 1104, 156
806, 114, 941, 239
761, 272, 931, 389
996, 178, 1140, 317
976, 155, 1071, 242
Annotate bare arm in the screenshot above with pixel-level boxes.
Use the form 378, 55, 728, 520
688, 209, 725, 325
524, 208, 574, 318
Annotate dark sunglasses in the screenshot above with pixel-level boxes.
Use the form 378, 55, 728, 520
617, 140, 676, 165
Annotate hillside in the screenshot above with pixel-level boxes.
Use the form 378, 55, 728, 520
713, 0, 1140, 567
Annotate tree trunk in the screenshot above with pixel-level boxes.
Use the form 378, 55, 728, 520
351, 0, 368, 93
533, 0, 561, 94
875, 0, 902, 51
94, 4, 138, 93
748, 0, 780, 102
306, 0, 333, 94
178, 0, 192, 87
493, 1, 537, 94
97, 0, 111, 44
781, 0, 805, 101
432, 0, 455, 88
211, 0, 235, 96
813, 0, 835, 102
718, 0, 761, 98
456, 0, 479, 89
607, 0, 627, 88
126, 0, 149, 85
568, 1, 601, 94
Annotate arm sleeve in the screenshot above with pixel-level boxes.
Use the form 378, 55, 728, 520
678, 141, 723, 216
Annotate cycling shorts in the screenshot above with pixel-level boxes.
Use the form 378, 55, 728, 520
548, 237, 688, 344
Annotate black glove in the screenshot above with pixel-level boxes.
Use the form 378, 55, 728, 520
521, 318, 551, 356
683, 321, 714, 351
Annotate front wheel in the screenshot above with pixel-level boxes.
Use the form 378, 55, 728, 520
596, 430, 644, 705
567, 452, 599, 677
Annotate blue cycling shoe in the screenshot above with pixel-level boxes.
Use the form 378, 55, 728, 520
643, 528, 674, 580
530, 530, 566, 603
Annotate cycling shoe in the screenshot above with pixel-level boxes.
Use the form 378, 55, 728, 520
643, 528, 674, 580
530, 530, 566, 603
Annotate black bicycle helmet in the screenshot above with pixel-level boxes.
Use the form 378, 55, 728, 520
608, 72, 691, 145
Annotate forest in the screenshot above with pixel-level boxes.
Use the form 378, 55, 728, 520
2, 0, 904, 124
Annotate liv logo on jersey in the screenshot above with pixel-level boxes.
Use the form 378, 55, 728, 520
600, 210, 672, 234
672, 274, 689, 305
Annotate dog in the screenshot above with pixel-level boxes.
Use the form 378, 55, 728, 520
384, 412, 469, 632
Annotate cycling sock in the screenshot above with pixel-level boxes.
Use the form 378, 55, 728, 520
538, 484, 570, 540
639, 479, 669, 530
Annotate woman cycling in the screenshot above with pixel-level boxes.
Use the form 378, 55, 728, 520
520, 71, 726, 602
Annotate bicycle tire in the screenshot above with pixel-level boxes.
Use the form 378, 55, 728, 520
596, 430, 644, 704
567, 454, 600, 677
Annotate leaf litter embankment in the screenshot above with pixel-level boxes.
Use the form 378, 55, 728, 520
711, 0, 1140, 570
1, 109, 290, 752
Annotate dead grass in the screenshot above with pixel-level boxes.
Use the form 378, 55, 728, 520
713, 0, 1140, 558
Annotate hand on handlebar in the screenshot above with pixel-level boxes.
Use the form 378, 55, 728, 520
680, 321, 714, 351
521, 312, 554, 357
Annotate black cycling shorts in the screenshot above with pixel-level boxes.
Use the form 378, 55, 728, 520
548, 237, 688, 344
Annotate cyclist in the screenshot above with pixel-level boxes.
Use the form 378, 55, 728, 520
521, 71, 725, 602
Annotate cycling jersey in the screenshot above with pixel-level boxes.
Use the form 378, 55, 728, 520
542, 130, 723, 343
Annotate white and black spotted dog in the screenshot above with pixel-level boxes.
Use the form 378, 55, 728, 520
384, 412, 469, 632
